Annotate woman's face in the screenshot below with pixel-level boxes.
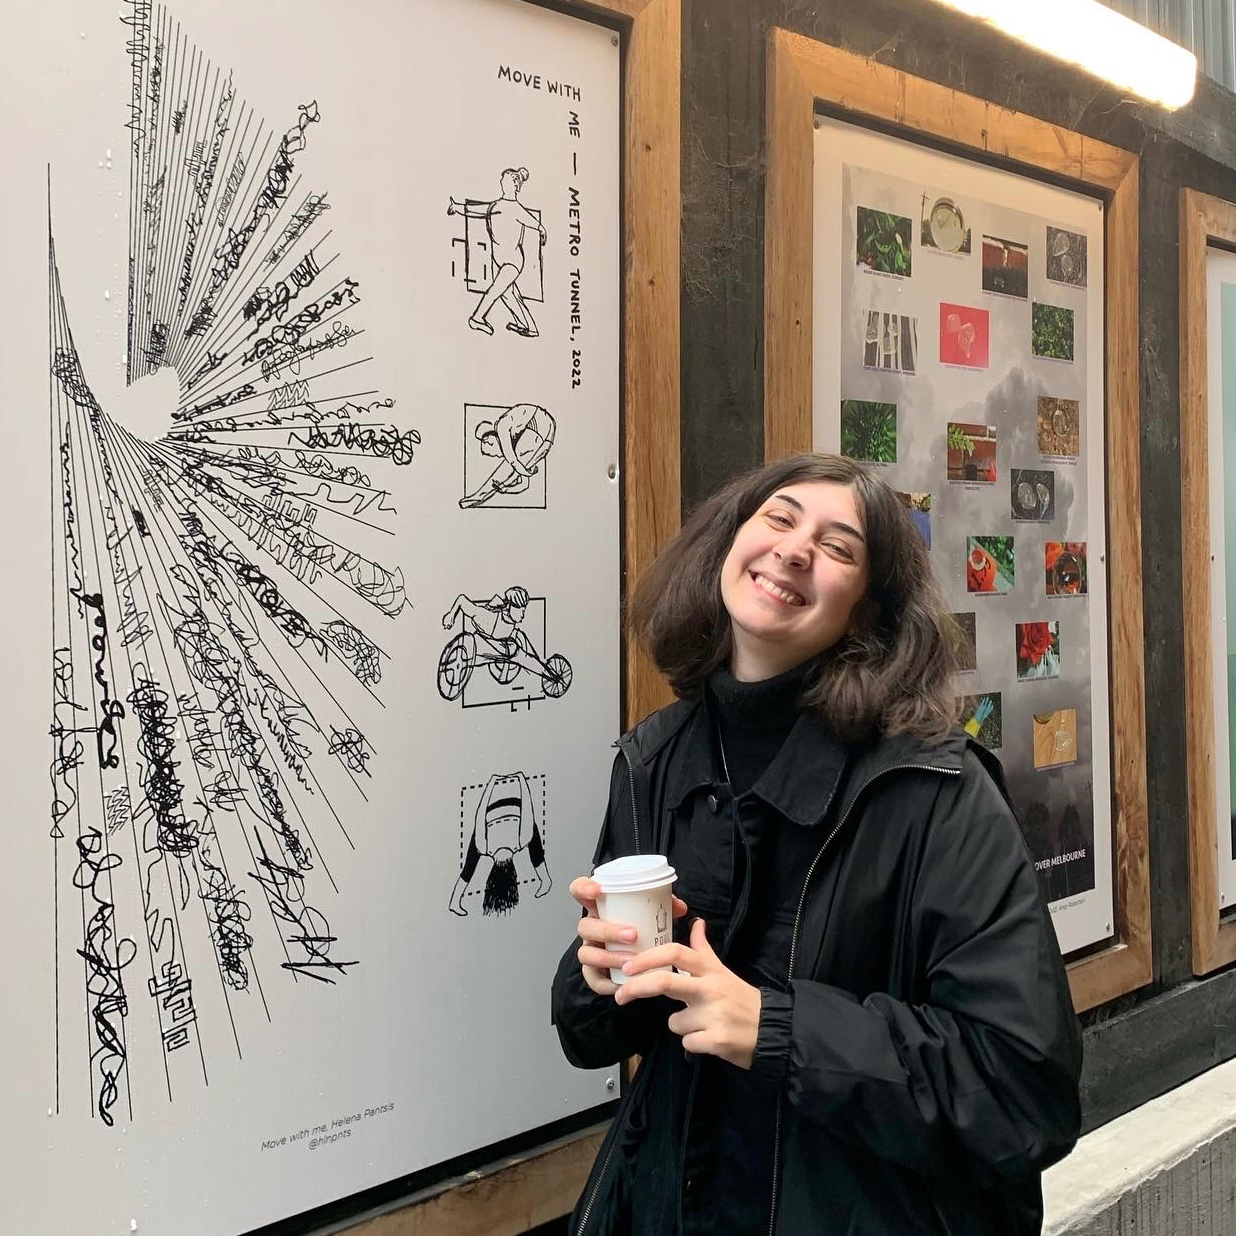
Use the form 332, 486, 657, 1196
720, 480, 870, 681
501, 171, 519, 197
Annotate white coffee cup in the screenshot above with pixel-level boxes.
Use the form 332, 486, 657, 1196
592, 854, 677, 985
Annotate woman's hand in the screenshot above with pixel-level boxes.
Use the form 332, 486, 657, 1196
615, 918, 762, 1069
570, 876, 688, 997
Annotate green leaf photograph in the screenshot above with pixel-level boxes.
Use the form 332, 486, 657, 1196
856, 207, 913, 277
840, 399, 897, 464
1031, 302, 1075, 361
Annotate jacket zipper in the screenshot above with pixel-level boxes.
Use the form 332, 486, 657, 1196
575, 745, 648, 1235
764, 762, 961, 1236
574, 1052, 649, 1236
620, 744, 642, 854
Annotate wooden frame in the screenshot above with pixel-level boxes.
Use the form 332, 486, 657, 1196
340, 2, 680, 1233
1180, 187, 1236, 975
764, 29, 1149, 1012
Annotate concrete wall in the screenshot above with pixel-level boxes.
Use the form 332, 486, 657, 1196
1044, 1057, 1236, 1233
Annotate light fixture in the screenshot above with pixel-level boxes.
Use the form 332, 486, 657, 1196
926, 0, 1197, 109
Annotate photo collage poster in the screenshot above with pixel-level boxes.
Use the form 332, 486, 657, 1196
813, 115, 1112, 954
1204, 246, 1236, 912
0, 1, 621, 1234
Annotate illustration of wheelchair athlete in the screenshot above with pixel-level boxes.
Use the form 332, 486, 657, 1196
448, 772, 551, 916
460, 402, 556, 509
438, 586, 573, 708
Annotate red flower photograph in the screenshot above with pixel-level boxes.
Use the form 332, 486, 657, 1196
1015, 621, 1060, 680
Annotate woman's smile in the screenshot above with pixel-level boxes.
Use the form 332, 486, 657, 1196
750, 571, 807, 606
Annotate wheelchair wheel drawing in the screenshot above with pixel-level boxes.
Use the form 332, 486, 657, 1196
541, 653, 573, 698
438, 632, 476, 700
488, 657, 521, 684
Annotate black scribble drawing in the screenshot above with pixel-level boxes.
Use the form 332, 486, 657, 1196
448, 772, 551, 916
448, 167, 545, 337
46, 0, 416, 1125
460, 402, 556, 509
437, 588, 573, 709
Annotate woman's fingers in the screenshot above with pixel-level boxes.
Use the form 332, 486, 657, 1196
671, 895, 690, 919
576, 915, 637, 948
622, 941, 706, 977
568, 876, 602, 910
577, 943, 633, 973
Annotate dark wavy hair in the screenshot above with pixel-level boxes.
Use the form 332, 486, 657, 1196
629, 454, 960, 743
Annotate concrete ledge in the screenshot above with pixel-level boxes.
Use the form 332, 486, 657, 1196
1044, 1055, 1236, 1234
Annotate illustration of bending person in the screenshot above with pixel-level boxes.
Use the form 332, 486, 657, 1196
448, 167, 545, 338
448, 772, 552, 915
460, 403, 557, 508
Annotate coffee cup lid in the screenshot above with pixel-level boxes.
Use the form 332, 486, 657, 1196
593, 853, 676, 892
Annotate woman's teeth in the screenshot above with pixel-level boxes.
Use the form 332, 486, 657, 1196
754, 573, 804, 605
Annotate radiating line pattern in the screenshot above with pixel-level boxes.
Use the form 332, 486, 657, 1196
47, 0, 418, 1126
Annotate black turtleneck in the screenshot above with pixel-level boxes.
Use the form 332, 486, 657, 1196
705, 660, 813, 797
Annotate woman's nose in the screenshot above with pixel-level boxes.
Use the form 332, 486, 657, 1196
774, 537, 811, 567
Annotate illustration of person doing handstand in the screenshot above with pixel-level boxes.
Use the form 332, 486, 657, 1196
448, 771, 551, 916
460, 403, 557, 509
447, 167, 545, 338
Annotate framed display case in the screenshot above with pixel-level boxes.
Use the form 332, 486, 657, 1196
1180, 187, 1236, 976
764, 29, 1148, 1011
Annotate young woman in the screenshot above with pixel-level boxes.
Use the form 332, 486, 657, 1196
551, 454, 1082, 1235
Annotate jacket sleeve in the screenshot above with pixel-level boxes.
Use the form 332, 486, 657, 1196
775, 750, 1083, 1183
550, 750, 672, 1069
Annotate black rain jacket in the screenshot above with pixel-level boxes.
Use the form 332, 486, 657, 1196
551, 699, 1083, 1235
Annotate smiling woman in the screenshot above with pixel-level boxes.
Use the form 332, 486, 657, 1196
719, 481, 869, 681
626, 452, 959, 741
551, 452, 1083, 1236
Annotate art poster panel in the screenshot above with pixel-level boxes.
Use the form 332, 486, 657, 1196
812, 115, 1111, 954
0, 1, 621, 1233
1204, 247, 1236, 913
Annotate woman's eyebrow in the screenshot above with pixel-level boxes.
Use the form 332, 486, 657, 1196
824, 520, 866, 544
771, 491, 805, 512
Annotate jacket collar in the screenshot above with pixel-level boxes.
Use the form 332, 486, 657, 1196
620, 698, 969, 829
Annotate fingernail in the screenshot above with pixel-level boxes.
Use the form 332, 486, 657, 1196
621, 959, 634, 973
620, 929, 637, 943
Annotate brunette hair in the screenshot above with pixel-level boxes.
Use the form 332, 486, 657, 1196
629, 453, 960, 743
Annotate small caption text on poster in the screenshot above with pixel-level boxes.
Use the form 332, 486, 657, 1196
260, 1102, 396, 1152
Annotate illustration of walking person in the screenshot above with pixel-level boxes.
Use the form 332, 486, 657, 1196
448, 772, 552, 916
447, 167, 545, 338
460, 402, 557, 509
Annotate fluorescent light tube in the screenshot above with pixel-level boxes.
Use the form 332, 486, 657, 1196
927, 0, 1197, 109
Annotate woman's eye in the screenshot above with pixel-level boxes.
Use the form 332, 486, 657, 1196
823, 541, 853, 560
766, 512, 792, 527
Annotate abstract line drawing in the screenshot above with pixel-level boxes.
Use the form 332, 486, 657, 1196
460, 402, 556, 509
448, 772, 552, 916
47, 0, 418, 1126
448, 166, 546, 337
438, 588, 573, 709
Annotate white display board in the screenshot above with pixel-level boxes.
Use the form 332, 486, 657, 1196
0, 2, 620, 1233
1206, 247, 1236, 912
813, 115, 1113, 955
